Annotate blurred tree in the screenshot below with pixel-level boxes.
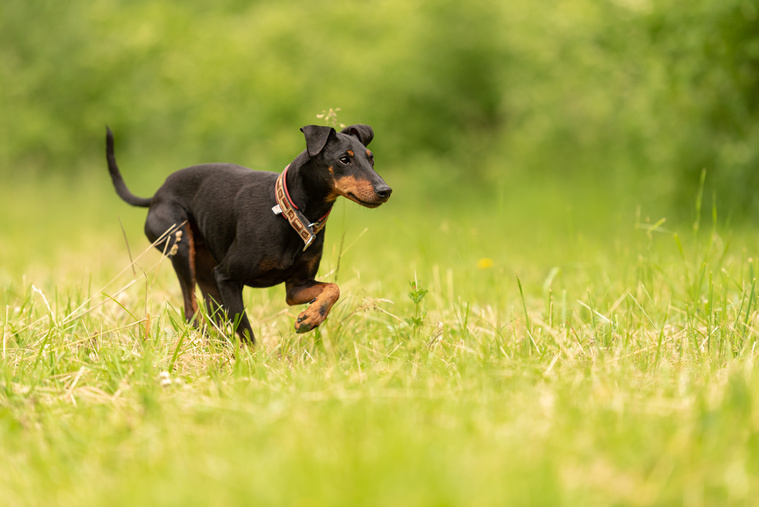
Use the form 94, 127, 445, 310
2, 0, 759, 219
645, 0, 759, 217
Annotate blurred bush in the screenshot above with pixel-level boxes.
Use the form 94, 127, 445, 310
1, 0, 758, 219
643, 0, 759, 216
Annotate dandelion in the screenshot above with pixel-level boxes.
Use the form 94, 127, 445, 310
477, 258, 494, 269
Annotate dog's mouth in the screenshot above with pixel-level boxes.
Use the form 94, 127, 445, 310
346, 193, 385, 208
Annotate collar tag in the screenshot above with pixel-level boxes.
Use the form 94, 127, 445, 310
272, 204, 282, 215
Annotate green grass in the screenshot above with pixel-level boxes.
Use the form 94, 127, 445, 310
3, 175, 759, 506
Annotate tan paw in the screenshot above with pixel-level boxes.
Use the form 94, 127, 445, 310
295, 304, 328, 333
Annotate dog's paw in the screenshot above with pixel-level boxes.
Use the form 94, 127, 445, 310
295, 305, 328, 333
295, 321, 316, 334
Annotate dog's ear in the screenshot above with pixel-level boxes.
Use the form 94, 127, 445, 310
301, 125, 335, 157
341, 124, 374, 147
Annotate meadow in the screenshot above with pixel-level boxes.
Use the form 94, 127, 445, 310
4, 0, 759, 505
3, 165, 759, 506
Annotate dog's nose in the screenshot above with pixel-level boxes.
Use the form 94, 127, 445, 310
375, 185, 392, 200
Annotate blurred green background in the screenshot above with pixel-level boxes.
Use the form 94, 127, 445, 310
5, 4, 759, 504
2, 0, 759, 268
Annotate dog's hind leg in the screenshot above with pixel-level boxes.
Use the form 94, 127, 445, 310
144, 208, 199, 325
193, 239, 225, 329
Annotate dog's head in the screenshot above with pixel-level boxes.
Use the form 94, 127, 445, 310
301, 124, 392, 208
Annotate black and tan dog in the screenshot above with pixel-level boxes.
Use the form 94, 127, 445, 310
106, 125, 391, 344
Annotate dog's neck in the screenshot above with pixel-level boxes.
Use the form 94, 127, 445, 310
284, 153, 336, 221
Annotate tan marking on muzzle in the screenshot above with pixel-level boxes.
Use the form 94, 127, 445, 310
329, 175, 380, 205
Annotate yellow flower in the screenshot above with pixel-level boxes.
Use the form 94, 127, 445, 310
477, 258, 494, 269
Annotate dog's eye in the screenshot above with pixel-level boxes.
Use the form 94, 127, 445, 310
339, 156, 351, 165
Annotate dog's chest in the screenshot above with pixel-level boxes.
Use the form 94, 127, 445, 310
243, 250, 320, 288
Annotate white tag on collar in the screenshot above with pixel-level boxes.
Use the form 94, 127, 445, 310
272, 204, 282, 215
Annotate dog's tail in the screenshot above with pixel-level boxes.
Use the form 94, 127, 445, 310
105, 126, 152, 208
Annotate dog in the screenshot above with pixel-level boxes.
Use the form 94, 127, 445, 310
105, 124, 391, 344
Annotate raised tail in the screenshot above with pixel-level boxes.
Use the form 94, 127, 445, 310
106, 126, 152, 207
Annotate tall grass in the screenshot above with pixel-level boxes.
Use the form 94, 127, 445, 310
2, 174, 759, 505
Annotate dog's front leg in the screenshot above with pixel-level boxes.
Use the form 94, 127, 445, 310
285, 280, 340, 333
213, 268, 255, 343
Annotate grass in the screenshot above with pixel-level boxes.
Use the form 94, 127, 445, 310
3, 173, 759, 506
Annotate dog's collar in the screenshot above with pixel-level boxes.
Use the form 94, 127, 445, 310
273, 164, 331, 251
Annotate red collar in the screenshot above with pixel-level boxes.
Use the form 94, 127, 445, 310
273, 164, 331, 251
